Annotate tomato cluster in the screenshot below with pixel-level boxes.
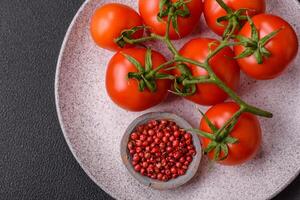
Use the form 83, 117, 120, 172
90, 0, 298, 166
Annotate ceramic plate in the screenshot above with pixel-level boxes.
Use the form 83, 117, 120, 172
55, 0, 300, 199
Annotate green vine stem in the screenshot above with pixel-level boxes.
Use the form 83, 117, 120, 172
214, 108, 244, 141
164, 6, 180, 55
115, 0, 274, 161
123, 36, 156, 44
117, 9, 273, 118
117, 1, 273, 118
145, 60, 176, 79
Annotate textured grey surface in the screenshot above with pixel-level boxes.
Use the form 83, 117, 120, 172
0, 0, 299, 200
56, 0, 300, 200
0, 0, 112, 199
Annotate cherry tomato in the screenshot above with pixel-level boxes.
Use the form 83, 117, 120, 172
139, 0, 203, 40
174, 38, 240, 106
204, 0, 266, 36
106, 48, 171, 111
234, 14, 298, 80
90, 3, 143, 51
200, 102, 261, 165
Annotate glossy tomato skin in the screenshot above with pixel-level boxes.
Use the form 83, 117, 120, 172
90, 3, 143, 51
234, 14, 298, 80
139, 0, 203, 40
204, 0, 266, 36
106, 48, 171, 111
175, 38, 240, 106
200, 102, 262, 165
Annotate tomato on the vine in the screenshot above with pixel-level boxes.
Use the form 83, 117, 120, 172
203, 0, 266, 36
106, 48, 171, 111
199, 102, 262, 165
234, 14, 298, 80
174, 38, 240, 106
90, 3, 143, 51
139, 0, 203, 40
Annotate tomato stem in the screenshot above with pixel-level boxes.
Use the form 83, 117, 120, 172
123, 35, 156, 44
175, 55, 206, 68
216, 0, 232, 14
215, 108, 244, 141
121, 21, 273, 119
182, 77, 213, 86
112, 0, 278, 163
215, 0, 252, 39
162, 9, 273, 119
117, 0, 273, 145
164, 7, 180, 56
146, 60, 176, 79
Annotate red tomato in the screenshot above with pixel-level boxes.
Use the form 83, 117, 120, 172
106, 48, 171, 111
90, 3, 143, 51
139, 0, 203, 40
175, 38, 240, 106
200, 102, 262, 165
204, 0, 265, 36
234, 14, 298, 80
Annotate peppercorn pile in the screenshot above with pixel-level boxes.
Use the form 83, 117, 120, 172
127, 119, 196, 182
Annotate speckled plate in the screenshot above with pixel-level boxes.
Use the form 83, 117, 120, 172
55, 0, 300, 199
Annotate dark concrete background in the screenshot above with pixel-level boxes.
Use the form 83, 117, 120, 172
0, 0, 299, 199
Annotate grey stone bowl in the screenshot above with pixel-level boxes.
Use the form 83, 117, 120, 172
120, 112, 202, 190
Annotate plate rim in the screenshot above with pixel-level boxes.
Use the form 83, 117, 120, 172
54, 0, 300, 199
54, 0, 110, 198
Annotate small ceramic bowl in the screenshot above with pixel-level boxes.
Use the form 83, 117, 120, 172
120, 112, 202, 190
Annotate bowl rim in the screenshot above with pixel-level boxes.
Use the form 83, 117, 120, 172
120, 112, 202, 190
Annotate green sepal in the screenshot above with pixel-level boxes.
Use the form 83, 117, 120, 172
145, 48, 152, 72
214, 145, 221, 161
260, 47, 271, 58
158, 0, 172, 20
127, 72, 141, 80
222, 17, 237, 38
122, 53, 144, 72
141, 75, 157, 92
177, 64, 192, 77
224, 136, 239, 144
204, 141, 218, 154
260, 27, 284, 46
254, 49, 263, 64
234, 47, 255, 59
189, 128, 216, 141
174, 7, 189, 17
157, 0, 191, 36
114, 26, 146, 47
199, 109, 218, 133
170, 77, 196, 96
215, 0, 253, 39
227, 117, 238, 133
216, 0, 232, 13
235, 35, 255, 46
124, 48, 173, 93
172, 15, 180, 36
169, 63, 198, 96
219, 143, 229, 160
138, 79, 146, 92
235, 15, 283, 64
216, 16, 229, 27
247, 15, 259, 41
